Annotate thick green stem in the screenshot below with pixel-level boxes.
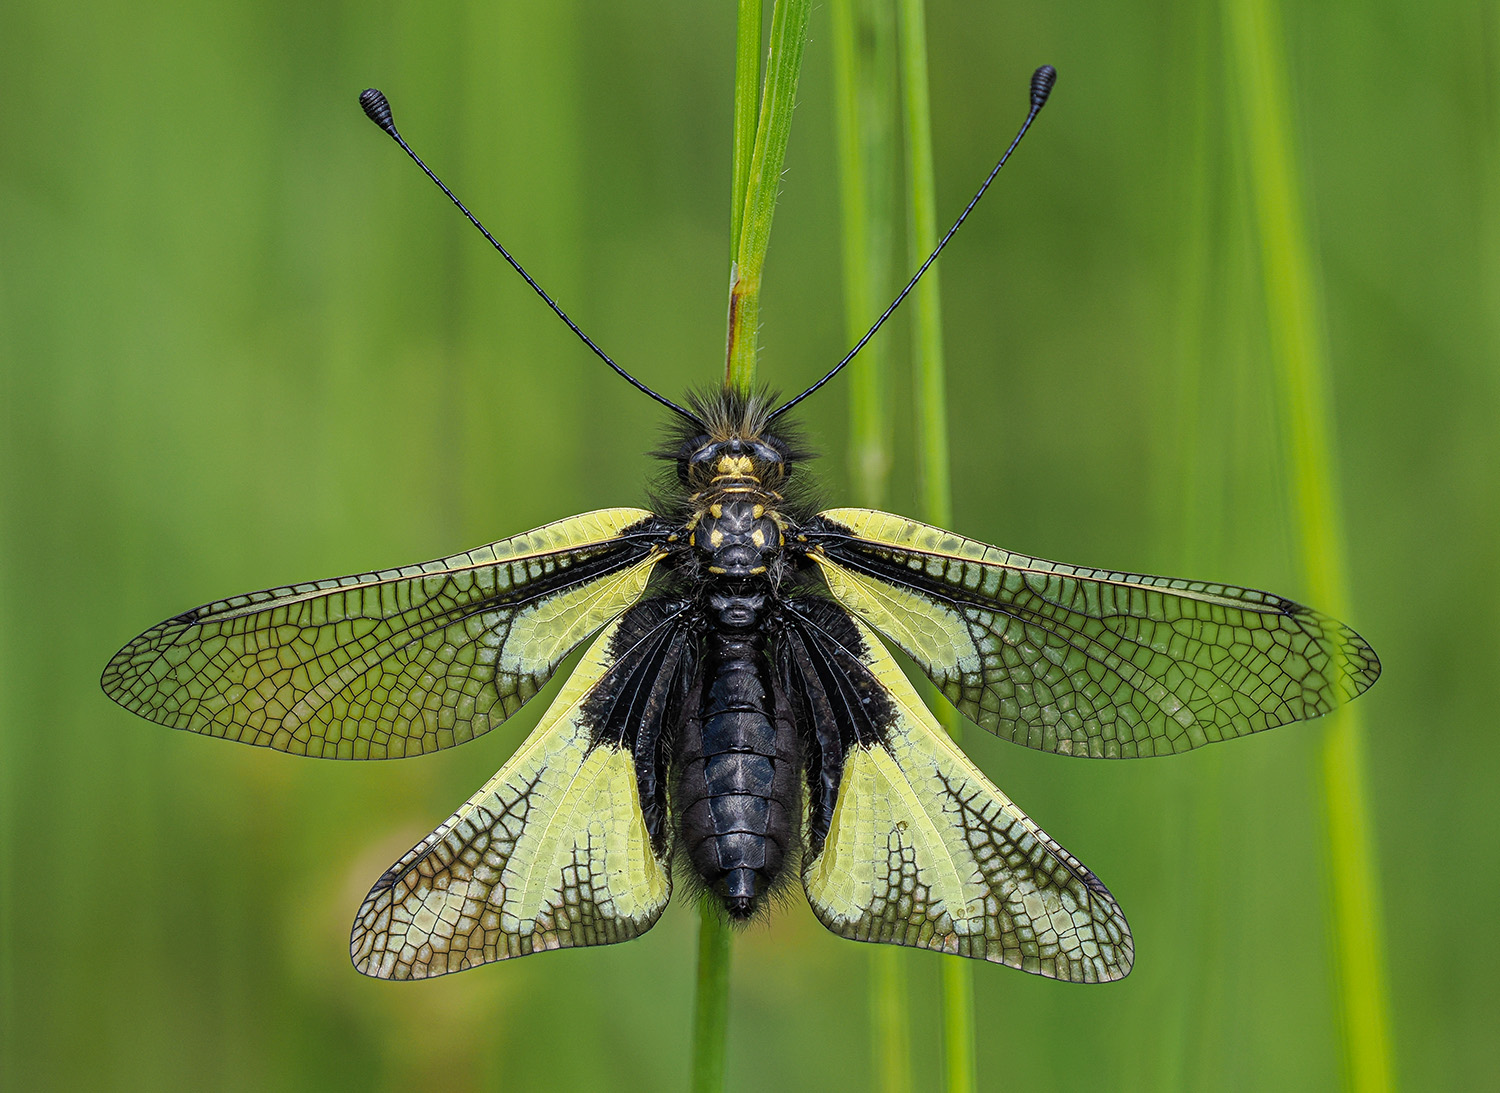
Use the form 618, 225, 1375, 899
896, 3, 973, 1089
725, 0, 812, 390
1223, 2, 1395, 1090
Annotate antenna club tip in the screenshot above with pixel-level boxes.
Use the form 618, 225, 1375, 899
359, 88, 399, 137
1030, 65, 1057, 109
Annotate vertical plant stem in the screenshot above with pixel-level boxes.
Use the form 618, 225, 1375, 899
832, 0, 896, 509
691, 910, 732, 1093
1156, 6, 1219, 1091
1223, 2, 1395, 1091
695, 4, 812, 1090
868, 949, 912, 1093
832, 3, 909, 1091
896, 2, 973, 1091
725, 0, 812, 390
897, 0, 951, 531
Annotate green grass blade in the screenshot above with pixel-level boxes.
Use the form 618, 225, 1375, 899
868, 948, 913, 1093
831, 2, 909, 1089
938, 956, 975, 1093
1224, 2, 1396, 1090
725, 0, 812, 390
896, 2, 973, 1090
898, 0, 951, 532
1153, 6, 1221, 1090
729, 0, 763, 259
832, 0, 896, 509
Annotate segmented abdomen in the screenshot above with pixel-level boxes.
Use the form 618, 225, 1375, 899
676, 629, 799, 917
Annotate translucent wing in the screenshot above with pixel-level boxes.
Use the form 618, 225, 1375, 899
350, 609, 678, 978
793, 606, 1132, 982
806, 508, 1380, 759
102, 509, 664, 758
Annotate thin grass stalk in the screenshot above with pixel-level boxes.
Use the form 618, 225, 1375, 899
1156, 2, 1216, 557
896, 0, 950, 530
1488, 9, 1500, 357
832, 0, 896, 509
895, 2, 974, 1090
725, 0, 812, 390
694, 4, 812, 1089
867, 948, 912, 1093
1155, 7, 1223, 1088
831, 2, 909, 1090
1223, 2, 1396, 1090
691, 911, 733, 1093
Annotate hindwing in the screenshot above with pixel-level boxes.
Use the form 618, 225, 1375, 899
790, 605, 1133, 982
101, 509, 664, 758
350, 606, 684, 978
807, 508, 1380, 758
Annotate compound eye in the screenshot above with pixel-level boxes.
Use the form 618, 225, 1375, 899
679, 442, 717, 484
751, 441, 783, 466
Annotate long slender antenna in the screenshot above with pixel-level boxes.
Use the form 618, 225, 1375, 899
358, 89, 702, 425
769, 65, 1057, 421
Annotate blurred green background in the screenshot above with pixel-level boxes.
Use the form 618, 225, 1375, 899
2, 1, 1496, 1090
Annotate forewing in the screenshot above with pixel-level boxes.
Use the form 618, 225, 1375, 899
102, 509, 663, 758
350, 610, 676, 978
796, 609, 1132, 982
808, 508, 1380, 758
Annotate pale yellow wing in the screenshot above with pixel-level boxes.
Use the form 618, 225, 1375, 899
802, 613, 1133, 982
807, 508, 1380, 758
102, 509, 662, 758
351, 613, 673, 978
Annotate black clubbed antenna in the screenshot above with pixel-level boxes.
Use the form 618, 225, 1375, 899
769, 65, 1057, 421
358, 89, 702, 425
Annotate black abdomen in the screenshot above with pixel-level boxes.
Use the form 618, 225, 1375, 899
677, 628, 799, 917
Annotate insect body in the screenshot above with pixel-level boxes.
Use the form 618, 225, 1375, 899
645, 412, 802, 915
101, 71, 1380, 983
